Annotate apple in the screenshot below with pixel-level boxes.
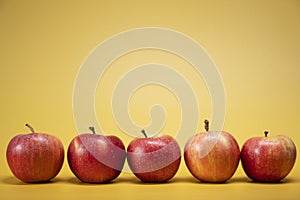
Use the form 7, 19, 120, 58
6, 124, 64, 183
184, 120, 240, 183
67, 127, 126, 183
241, 131, 297, 182
127, 130, 181, 182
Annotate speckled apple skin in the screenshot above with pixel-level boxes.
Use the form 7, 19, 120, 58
127, 135, 181, 183
67, 134, 126, 183
184, 131, 240, 183
6, 133, 64, 183
241, 135, 296, 182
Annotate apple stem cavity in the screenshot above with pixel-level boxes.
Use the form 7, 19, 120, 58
141, 129, 148, 138
89, 126, 96, 134
204, 119, 209, 131
264, 130, 269, 137
25, 123, 35, 133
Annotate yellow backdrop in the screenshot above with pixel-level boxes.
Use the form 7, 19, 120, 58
0, 0, 299, 200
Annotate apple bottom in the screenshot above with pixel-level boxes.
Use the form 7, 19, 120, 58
68, 152, 123, 183
130, 159, 181, 183
184, 151, 239, 183
241, 157, 294, 182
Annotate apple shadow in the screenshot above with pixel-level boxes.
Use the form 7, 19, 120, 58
111, 175, 178, 185
247, 178, 298, 184
65, 176, 126, 185
1, 176, 61, 185
67, 175, 297, 185
171, 175, 299, 184
171, 176, 243, 184
227, 175, 298, 184
1, 176, 26, 185
129, 179, 174, 185
170, 176, 201, 184
227, 176, 251, 183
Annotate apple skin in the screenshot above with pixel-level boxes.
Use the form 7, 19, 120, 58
6, 132, 64, 183
241, 133, 297, 182
184, 131, 240, 183
127, 134, 181, 183
67, 133, 126, 183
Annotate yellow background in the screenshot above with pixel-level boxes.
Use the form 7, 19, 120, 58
0, 0, 300, 199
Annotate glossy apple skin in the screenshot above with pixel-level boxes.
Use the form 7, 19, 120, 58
6, 133, 64, 183
184, 131, 240, 183
127, 135, 181, 183
241, 135, 296, 182
67, 134, 126, 183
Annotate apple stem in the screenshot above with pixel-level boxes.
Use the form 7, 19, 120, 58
89, 126, 96, 134
204, 119, 209, 131
25, 123, 35, 133
141, 129, 148, 138
264, 130, 269, 137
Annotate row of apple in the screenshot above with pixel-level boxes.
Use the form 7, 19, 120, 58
6, 120, 296, 184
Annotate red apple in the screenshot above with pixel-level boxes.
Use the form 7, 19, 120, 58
67, 127, 126, 183
127, 130, 181, 182
6, 124, 64, 183
184, 120, 240, 182
241, 131, 297, 182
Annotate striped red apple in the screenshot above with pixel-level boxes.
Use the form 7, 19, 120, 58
241, 131, 296, 182
67, 127, 126, 183
6, 124, 64, 183
127, 130, 181, 182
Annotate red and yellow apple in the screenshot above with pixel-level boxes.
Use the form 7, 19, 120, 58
184, 120, 240, 182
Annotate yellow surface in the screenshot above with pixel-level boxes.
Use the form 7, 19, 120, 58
0, 0, 300, 200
